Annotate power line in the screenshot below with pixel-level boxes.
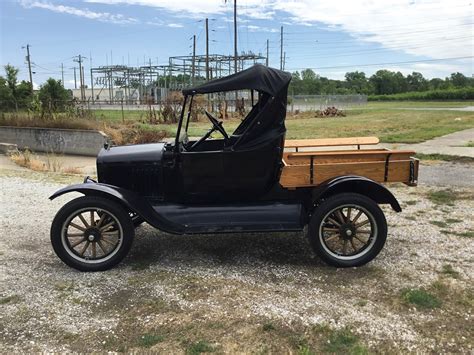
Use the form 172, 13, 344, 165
287, 56, 473, 71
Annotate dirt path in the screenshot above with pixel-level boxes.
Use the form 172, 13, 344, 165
0, 169, 472, 353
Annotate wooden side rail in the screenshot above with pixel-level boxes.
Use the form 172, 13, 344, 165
284, 137, 380, 151
280, 149, 418, 188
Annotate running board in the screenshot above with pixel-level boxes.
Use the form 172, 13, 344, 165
152, 202, 305, 234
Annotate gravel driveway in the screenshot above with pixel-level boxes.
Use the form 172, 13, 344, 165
0, 168, 473, 353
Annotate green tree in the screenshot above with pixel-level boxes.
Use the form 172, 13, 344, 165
369, 70, 407, 95
0, 76, 15, 111
4, 64, 19, 110
449, 72, 468, 87
38, 78, 72, 114
406, 72, 428, 92
345, 71, 371, 94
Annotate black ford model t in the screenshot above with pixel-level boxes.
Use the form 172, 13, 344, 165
50, 65, 419, 271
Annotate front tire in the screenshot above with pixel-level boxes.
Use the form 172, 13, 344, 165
51, 196, 135, 271
308, 193, 387, 267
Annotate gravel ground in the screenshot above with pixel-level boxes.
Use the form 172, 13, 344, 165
0, 168, 473, 353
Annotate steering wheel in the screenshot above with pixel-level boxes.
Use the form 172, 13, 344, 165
187, 111, 229, 151
205, 110, 229, 140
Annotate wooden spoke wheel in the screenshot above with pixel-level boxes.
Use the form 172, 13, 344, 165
51, 196, 134, 271
308, 193, 387, 267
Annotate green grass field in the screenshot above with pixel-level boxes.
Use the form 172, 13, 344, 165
106, 101, 474, 143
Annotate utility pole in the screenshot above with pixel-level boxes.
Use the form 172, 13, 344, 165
61, 63, 64, 87
71, 67, 77, 89
283, 51, 286, 70
266, 39, 269, 66
205, 18, 209, 81
234, 0, 238, 74
191, 34, 196, 85
73, 55, 86, 101
24, 44, 34, 95
280, 26, 284, 70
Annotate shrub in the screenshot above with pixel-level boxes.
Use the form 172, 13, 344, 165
368, 87, 474, 101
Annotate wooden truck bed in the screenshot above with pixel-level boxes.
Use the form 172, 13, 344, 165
280, 137, 419, 188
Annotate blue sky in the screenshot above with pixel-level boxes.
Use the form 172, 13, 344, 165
1, 0, 472, 89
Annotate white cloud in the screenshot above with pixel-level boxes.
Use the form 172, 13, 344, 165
19, 0, 138, 24
272, 0, 473, 60
84, 0, 473, 61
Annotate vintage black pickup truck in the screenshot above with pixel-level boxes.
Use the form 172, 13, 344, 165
50, 65, 418, 271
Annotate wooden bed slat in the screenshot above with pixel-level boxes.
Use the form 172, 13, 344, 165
284, 136, 380, 149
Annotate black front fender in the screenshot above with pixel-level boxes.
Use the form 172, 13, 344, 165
312, 175, 402, 212
49, 182, 185, 234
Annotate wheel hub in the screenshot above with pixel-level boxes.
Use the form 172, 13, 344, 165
84, 228, 101, 242
339, 223, 356, 240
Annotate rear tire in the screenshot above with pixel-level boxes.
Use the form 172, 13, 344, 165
308, 193, 387, 267
51, 196, 135, 271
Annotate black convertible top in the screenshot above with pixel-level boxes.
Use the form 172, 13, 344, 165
182, 64, 291, 97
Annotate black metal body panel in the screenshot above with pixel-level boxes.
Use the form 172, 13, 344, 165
311, 175, 402, 212
153, 202, 304, 234
97, 143, 166, 199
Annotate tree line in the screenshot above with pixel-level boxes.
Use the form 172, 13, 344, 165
0, 64, 72, 113
289, 69, 473, 96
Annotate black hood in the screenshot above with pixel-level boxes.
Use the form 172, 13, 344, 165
97, 143, 165, 164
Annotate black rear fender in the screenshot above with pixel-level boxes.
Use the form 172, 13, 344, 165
311, 175, 401, 212
49, 183, 184, 234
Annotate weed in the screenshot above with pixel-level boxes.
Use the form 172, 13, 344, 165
405, 200, 417, 205
445, 218, 462, 224
186, 340, 214, 354
54, 281, 74, 291
440, 264, 460, 279
262, 323, 275, 332
355, 299, 368, 307
430, 220, 448, 228
323, 328, 368, 354
405, 216, 416, 221
401, 288, 441, 309
465, 141, 474, 147
137, 333, 164, 348
427, 190, 457, 205
454, 230, 474, 238
0, 295, 20, 305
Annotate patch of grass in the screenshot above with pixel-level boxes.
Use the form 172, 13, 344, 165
453, 230, 474, 238
430, 220, 449, 228
186, 340, 215, 354
465, 141, 474, 147
445, 218, 462, 224
405, 200, 417, 205
415, 153, 474, 163
355, 299, 368, 307
427, 189, 458, 205
262, 322, 275, 332
440, 264, 460, 279
0, 295, 20, 305
323, 328, 368, 354
405, 216, 416, 221
54, 281, 74, 291
401, 288, 441, 309
137, 333, 164, 348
